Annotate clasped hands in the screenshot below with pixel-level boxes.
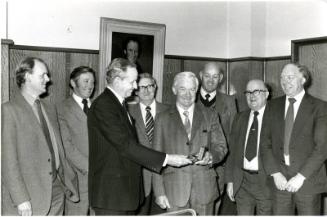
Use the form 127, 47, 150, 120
272, 172, 305, 193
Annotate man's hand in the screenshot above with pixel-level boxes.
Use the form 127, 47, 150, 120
166, 154, 192, 167
227, 182, 235, 201
272, 172, 288, 190
17, 201, 32, 216
195, 152, 212, 166
285, 173, 305, 193
155, 195, 171, 209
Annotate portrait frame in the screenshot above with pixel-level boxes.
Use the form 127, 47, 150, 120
99, 17, 166, 101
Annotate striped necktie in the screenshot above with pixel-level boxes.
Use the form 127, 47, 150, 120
145, 106, 154, 144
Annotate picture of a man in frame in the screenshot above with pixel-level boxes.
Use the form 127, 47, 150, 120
111, 32, 154, 75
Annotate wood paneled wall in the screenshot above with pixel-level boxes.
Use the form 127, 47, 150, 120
292, 37, 327, 101
1, 40, 296, 108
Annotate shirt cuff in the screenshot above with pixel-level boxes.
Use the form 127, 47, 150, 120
163, 154, 168, 167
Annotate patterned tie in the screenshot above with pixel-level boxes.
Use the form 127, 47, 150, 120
284, 98, 296, 156
183, 111, 191, 139
245, 111, 259, 161
145, 106, 155, 144
34, 99, 57, 180
82, 98, 89, 115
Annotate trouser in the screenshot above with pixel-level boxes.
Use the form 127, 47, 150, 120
93, 207, 136, 215
235, 171, 272, 215
273, 189, 321, 215
47, 176, 65, 215
65, 191, 89, 215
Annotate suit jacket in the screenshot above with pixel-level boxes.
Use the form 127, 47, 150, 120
129, 102, 169, 197
1, 92, 78, 215
88, 88, 166, 211
197, 91, 237, 191
152, 104, 227, 207
57, 96, 89, 195
261, 94, 327, 194
225, 109, 272, 197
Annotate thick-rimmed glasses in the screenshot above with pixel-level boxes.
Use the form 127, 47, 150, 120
244, 89, 267, 97
138, 84, 156, 91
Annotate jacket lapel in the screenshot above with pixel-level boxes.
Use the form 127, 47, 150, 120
169, 106, 189, 140
190, 105, 203, 141
68, 97, 87, 122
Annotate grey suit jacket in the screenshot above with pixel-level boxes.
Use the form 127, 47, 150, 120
129, 102, 169, 197
153, 104, 227, 207
1, 92, 78, 215
225, 109, 272, 197
57, 96, 89, 195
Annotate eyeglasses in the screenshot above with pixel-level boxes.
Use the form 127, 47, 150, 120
138, 84, 156, 91
244, 89, 267, 97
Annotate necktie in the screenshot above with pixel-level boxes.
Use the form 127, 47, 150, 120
284, 98, 296, 156
145, 106, 155, 144
183, 111, 191, 139
34, 99, 57, 180
82, 98, 89, 115
245, 111, 259, 161
122, 100, 132, 124
205, 94, 210, 102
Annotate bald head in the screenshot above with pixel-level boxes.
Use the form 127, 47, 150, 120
245, 79, 269, 111
200, 62, 223, 93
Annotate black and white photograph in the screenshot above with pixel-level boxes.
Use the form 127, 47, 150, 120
1, 0, 327, 216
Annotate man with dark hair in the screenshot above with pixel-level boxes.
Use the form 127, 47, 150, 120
123, 37, 143, 74
198, 62, 237, 214
261, 62, 327, 215
225, 79, 272, 215
129, 73, 169, 215
57, 66, 96, 215
88, 58, 191, 215
1, 57, 78, 215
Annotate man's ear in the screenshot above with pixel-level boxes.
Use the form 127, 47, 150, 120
123, 49, 127, 56
199, 71, 203, 80
301, 77, 306, 85
24, 73, 30, 83
172, 86, 177, 95
219, 73, 224, 83
70, 79, 76, 89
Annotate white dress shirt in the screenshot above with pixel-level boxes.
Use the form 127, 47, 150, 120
72, 93, 91, 110
243, 106, 266, 171
284, 89, 305, 165
200, 87, 216, 102
140, 101, 156, 124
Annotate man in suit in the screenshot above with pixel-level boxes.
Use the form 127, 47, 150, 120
1, 57, 78, 215
57, 66, 95, 215
261, 63, 327, 215
225, 79, 272, 215
129, 73, 169, 215
198, 62, 237, 214
87, 58, 192, 215
153, 71, 228, 215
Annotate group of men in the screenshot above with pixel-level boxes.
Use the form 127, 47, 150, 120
1, 55, 327, 216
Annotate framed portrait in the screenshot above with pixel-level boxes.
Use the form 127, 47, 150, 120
99, 17, 166, 101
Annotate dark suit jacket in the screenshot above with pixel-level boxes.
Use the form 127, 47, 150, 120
57, 96, 89, 195
152, 104, 227, 207
197, 91, 237, 191
1, 92, 78, 215
88, 88, 166, 211
129, 102, 169, 197
225, 109, 272, 197
261, 94, 327, 194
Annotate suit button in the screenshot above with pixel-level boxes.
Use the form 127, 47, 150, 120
186, 142, 190, 146
48, 159, 51, 162
49, 172, 52, 175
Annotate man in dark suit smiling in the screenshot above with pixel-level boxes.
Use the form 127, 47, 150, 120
261, 63, 327, 215
87, 58, 191, 215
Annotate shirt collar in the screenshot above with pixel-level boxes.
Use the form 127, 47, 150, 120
252, 105, 266, 117
140, 100, 156, 111
107, 86, 125, 105
200, 87, 216, 99
21, 90, 39, 106
176, 103, 195, 115
286, 89, 305, 103
72, 93, 90, 104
